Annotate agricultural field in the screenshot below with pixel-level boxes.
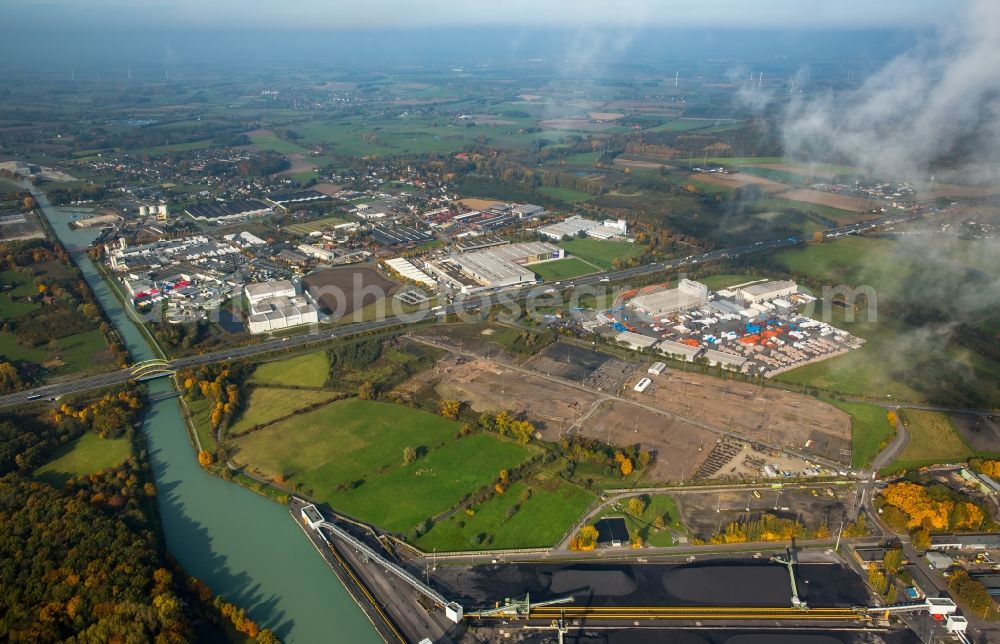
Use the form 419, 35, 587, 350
557, 237, 644, 269
537, 186, 594, 203
33, 433, 131, 487
827, 400, 896, 469
889, 410, 974, 472
531, 257, 599, 281
696, 274, 764, 291
252, 351, 330, 387
249, 130, 309, 155
228, 387, 340, 435
415, 461, 595, 551
766, 235, 1000, 408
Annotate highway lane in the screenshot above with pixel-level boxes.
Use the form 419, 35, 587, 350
0, 211, 920, 409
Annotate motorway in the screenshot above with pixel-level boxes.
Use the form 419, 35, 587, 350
0, 211, 920, 409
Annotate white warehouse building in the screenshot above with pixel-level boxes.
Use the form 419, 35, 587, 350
630, 279, 709, 318
245, 279, 296, 306
737, 280, 797, 305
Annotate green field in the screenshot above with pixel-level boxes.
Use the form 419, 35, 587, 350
185, 397, 217, 453
557, 237, 644, 269
768, 236, 1000, 407
827, 400, 895, 469
229, 387, 339, 434
696, 274, 764, 291
0, 328, 111, 376
888, 410, 974, 472
252, 351, 330, 387
603, 494, 685, 547
415, 463, 594, 550
537, 186, 594, 203
249, 132, 309, 155
34, 433, 131, 487
532, 257, 599, 281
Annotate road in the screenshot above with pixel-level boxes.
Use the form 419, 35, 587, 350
0, 209, 922, 409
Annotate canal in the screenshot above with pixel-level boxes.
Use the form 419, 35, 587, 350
33, 188, 380, 643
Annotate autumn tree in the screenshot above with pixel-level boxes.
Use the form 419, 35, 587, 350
0, 361, 22, 393
627, 496, 647, 516
358, 381, 376, 400
198, 451, 215, 467
403, 446, 417, 464
577, 524, 600, 550
653, 515, 667, 531
439, 399, 461, 420
883, 547, 903, 574
620, 457, 634, 477
911, 527, 931, 551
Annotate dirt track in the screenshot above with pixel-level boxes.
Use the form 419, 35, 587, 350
691, 172, 788, 193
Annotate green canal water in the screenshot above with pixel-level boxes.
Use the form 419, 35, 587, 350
35, 189, 379, 643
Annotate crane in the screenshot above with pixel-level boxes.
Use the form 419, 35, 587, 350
770, 547, 808, 610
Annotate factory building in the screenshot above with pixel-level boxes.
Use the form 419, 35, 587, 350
704, 349, 748, 371
297, 243, 338, 262
737, 280, 797, 305
657, 339, 704, 362
245, 279, 296, 306
185, 199, 272, 223
630, 280, 709, 318
537, 215, 628, 241
384, 257, 436, 288
615, 331, 659, 351
245, 279, 317, 334
424, 242, 561, 293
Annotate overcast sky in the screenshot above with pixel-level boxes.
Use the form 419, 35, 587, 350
6, 0, 958, 30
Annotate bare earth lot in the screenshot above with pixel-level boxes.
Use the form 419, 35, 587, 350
622, 368, 852, 466
950, 413, 1000, 455
779, 188, 881, 212
400, 352, 602, 437
303, 265, 397, 317
677, 487, 856, 540
691, 172, 788, 193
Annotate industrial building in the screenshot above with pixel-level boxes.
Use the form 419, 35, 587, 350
630, 280, 709, 318
185, 199, 272, 223
656, 339, 704, 362
537, 215, 628, 241
615, 331, 659, 351
384, 257, 436, 287
245, 279, 318, 334
704, 349, 748, 371
423, 242, 561, 293
648, 361, 667, 375
267, 190, 331, 208
370, 225, 434, 246
245, 279, 296, 306
633, 377, 652, 393
297, 243, 338, 262
737, 280, 798, 305
930, 534, 1000, 551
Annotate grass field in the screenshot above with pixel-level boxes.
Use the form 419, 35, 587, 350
889, 410, 974, 472
252, 351, 329, 387
532, 257, 599, 281
229, 387, 339, 434
249, 132, 309, 155
603, 494, 684, 547
827, 400, 895, 469
415, 462, 594, 551
34, 433, 131, 486
329, 433, 538, 534
283, 215, 352, 236
557, 237, 644, 270
537, 186, 594, 203
768, 235, 1000, 407
185, 397, 217, 453
696, 274, 764, 291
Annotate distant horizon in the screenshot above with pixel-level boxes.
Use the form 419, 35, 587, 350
0, 25, 929, 71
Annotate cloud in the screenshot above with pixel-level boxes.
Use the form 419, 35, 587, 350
781, 0, 1000, 184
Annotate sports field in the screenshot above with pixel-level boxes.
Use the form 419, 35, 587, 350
34, 433, 131, 486
252, 351, 329, 387
532, 257, 599, 281
557, 237, 644, 269
888, 410, 974, 472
